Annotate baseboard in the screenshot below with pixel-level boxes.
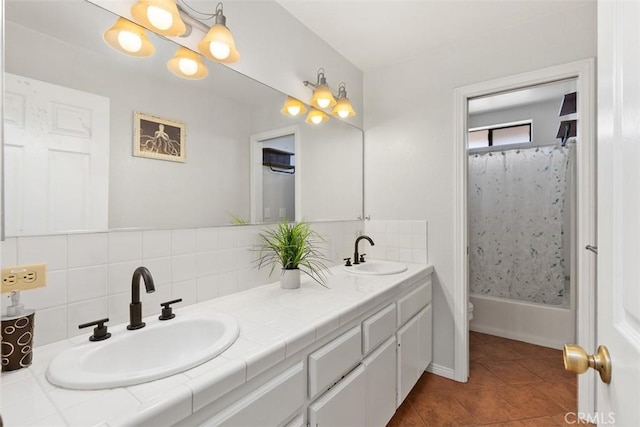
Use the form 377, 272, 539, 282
425, 363, 456, 381
470, 324, 565, 349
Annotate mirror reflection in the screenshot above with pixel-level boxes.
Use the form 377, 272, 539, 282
3, 0, 363, 237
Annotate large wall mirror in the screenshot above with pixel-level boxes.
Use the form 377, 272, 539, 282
3, 0, 364, 237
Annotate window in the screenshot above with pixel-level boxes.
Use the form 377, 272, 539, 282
468, 121, 532, 149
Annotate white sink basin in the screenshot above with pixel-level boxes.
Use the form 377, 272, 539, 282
47, 312, 239, 390
344, 260, 408, 275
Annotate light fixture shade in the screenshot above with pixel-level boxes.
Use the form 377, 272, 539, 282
167, 47, 209, 80
332, 97, 356, 118
198, 23, 240, 63
281, 97, 308, 116
131, 0, 186, 36
103, 17, 155, 57
310, 85, 337, 109
305, 108, 329, 125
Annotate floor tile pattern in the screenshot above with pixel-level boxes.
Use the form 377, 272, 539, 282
388, 332, 594, 426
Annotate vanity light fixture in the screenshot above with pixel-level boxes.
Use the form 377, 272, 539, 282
305, 108, 329, 125
103, 17, 155, 57
331, 83, 356, 118
167, 46, 208, 79
131, 0, 186, 36
305, 69, 337, 109
197, 2, 241, 63
281, 96, 308, 116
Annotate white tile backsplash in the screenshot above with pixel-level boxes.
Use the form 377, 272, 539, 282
67, 266, 107, 303
18, 235, 67, 270
68, 233, 108, 268
108, 231, 143, 263
2, 221, 365, 346
363, 220, 429, 264
142, 230, 172, 259
171, 229, 197, 255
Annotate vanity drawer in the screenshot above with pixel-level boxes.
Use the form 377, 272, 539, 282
397, 280, 432, 327
308, 326, 362, 399
362, 303, 396, 354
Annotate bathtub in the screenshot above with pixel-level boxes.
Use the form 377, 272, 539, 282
469, 293, 575, 349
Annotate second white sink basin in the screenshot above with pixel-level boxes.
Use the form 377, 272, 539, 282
47, 312, 239, 390
345, 260, 408, 275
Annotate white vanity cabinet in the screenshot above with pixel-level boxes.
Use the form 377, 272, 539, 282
363, 337, 397, 426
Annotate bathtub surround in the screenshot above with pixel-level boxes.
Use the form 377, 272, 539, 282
0, 221, 363, 346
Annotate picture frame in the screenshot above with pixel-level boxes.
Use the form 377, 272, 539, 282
133, 112, 186, 162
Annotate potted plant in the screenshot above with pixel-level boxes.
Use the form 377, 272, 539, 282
256, 220, 330, 289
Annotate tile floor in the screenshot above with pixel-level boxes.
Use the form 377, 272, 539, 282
388, 331, 594, 426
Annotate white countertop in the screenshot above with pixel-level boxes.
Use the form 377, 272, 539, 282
1, 262, 432, 427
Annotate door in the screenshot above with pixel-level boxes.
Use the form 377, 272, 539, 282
4, 73, 109, 236
596, 0, 640, 424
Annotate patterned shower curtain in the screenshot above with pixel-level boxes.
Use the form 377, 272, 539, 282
468, 145, 571, 306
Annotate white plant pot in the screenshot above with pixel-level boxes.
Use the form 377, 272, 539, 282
281, 268, 301, 289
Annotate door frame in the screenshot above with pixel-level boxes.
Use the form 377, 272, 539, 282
452, 59, 596, 414
249, 125, 301, 224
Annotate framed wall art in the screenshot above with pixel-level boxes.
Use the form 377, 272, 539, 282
133, 112, 186, 162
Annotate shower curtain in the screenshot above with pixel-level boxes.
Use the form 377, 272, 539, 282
468, 145, 571, 306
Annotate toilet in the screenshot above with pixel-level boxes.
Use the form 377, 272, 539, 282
468, 301, 474, 321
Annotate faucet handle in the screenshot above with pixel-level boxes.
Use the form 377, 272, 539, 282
79, 318, 111, 342
159, 298, 183, 320
359, 254, 367, 263
343, 257, 352, 267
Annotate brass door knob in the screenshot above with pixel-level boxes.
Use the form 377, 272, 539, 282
563, 344, 612, 384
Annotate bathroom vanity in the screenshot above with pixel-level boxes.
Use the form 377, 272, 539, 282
1, 263, 432, 426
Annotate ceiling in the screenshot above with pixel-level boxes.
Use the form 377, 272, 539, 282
277, 0, 594, 72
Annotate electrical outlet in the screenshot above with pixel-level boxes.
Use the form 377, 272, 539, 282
1, 264, 47, 293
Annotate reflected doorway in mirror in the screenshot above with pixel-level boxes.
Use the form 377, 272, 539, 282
133, 112, 186, 162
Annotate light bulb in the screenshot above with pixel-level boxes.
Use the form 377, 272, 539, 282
338, 110, 350, 119
287, 105, 301, 116
311, 115, 323, 124
317, 98, 331, 109
178, 58, 198, 76
147, 5, 173, 30
117, 30, 142, 53
210, 41, 231, 60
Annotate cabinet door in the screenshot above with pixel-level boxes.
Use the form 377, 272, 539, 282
362, 337, 396, 427
308, 365, 366, 427
396, 312, 420, 407
396, 305, 432, 407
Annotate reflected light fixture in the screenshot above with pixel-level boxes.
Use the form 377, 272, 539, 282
331, 83, 356, 118
131, 0, 186, 36
167, 47, 209, 79
103, 17, 155, 57
305, 68, 337, 109
197, 2, 241, 63
305, 108, 329, 125
281, 96, 308, 116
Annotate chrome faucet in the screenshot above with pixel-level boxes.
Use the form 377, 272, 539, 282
353, 235, 375, 265
127, 266, 155, 330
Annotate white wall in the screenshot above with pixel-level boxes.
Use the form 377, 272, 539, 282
363, 2, 596, 373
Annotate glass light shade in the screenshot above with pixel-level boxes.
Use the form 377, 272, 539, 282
331, 97, 356, 118
305, 108, 329, 125
310, 85, 337, 109
281, 97, 308, 116
104, 18, 155, 57
167, 47, 209, 80
197, 24, 240, 63
131, 0, 186, 36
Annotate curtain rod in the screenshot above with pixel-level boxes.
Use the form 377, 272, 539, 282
468, 139, 575, 155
